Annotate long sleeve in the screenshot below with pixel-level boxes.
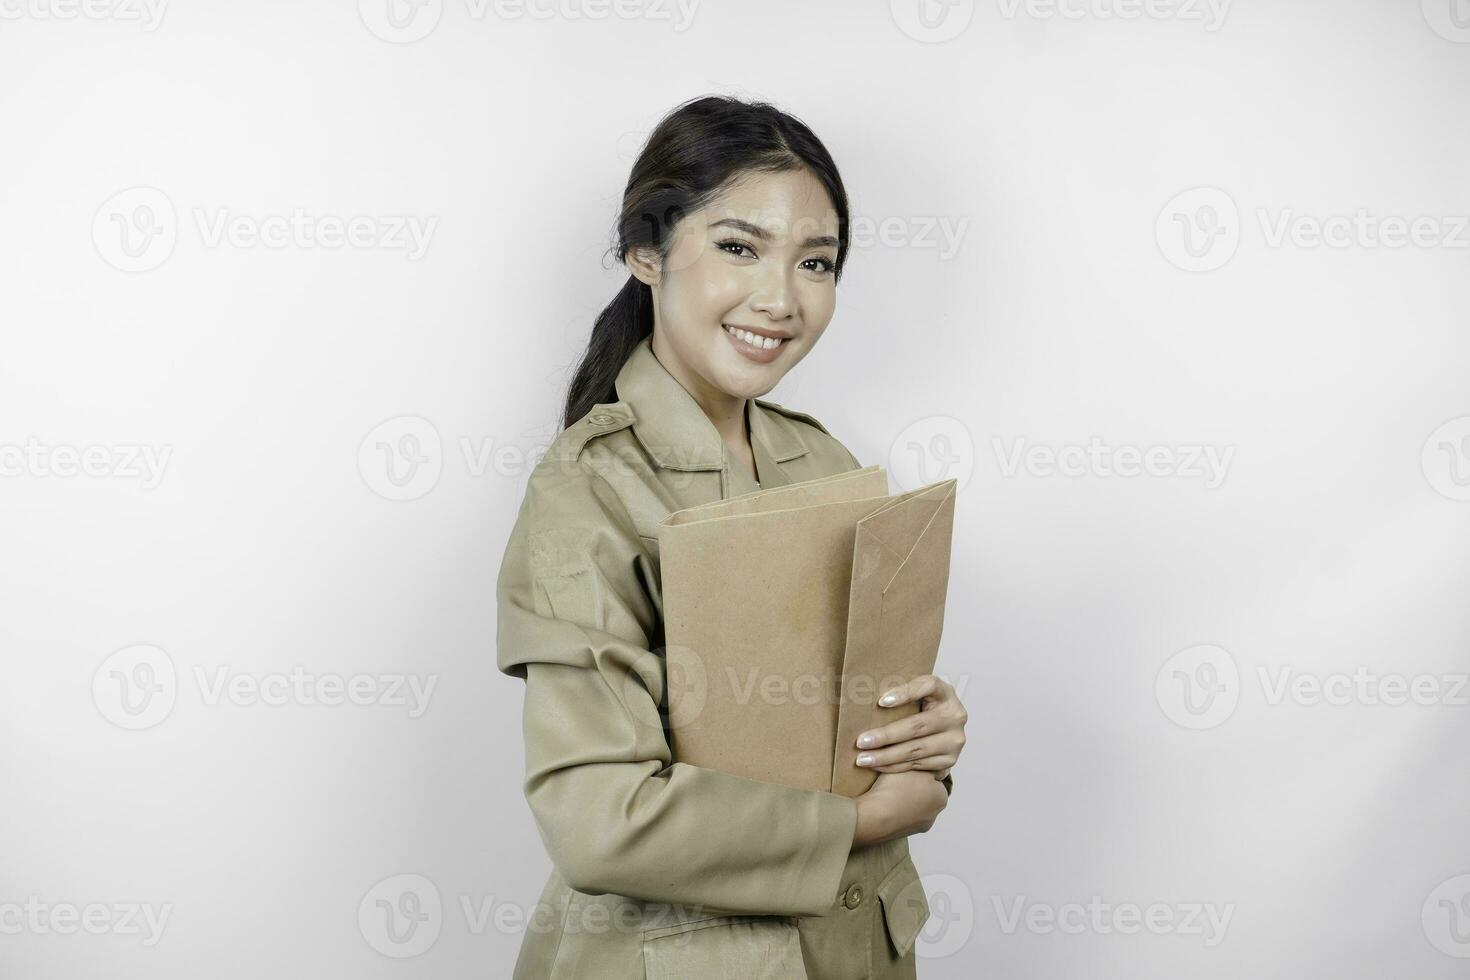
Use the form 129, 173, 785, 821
496, 458, 858, 918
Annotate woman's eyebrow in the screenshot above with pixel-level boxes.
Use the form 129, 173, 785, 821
710, 217, 838, 250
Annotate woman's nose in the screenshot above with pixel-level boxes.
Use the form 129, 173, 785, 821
749, 267, 796, 320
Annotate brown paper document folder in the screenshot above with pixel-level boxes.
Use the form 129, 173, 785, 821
657, 469, 958, 797
830, 478, 957, 797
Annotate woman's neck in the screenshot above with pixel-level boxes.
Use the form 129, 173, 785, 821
649, 333, 749, 446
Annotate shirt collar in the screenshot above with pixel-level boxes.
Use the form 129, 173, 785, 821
613, 335, 811, 473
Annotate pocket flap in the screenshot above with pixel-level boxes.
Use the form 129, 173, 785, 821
641, 914, 808, 980
876, 856, 930, 958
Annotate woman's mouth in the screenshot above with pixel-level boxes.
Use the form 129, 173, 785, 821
723, 324, 790, 364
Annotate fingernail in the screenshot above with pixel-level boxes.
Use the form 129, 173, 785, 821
880, 692, 897, 705
856, 754, 873, 766
858, 734, 875, 748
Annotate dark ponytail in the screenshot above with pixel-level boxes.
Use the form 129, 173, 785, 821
560, 94, 851, 431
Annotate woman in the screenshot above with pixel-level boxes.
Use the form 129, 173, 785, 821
496, 95, 969, 979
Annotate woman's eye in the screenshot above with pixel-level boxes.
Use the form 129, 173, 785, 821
716, 239, 754, 258
717, 240, 834, 276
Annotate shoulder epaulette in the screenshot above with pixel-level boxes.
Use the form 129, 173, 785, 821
553, 401, 636, 460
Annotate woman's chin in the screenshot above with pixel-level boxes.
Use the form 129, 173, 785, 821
711, 361, 782, 400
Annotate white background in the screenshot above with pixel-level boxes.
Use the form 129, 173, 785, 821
2, 0, 1468, 977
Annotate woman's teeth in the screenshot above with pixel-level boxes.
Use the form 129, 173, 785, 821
723, 325, 786, 349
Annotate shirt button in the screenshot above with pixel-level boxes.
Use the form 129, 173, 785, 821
589, 413, 615, 426
842, 883, 864, 909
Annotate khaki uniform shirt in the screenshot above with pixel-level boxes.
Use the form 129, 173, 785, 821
497, 335, 945, 978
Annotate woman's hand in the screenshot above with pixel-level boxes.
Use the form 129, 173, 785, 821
852, 770, 949, 848
854, 674, 967, 782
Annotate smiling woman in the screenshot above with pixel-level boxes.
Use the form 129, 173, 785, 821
624, 165, 841, 447
497, 94, 966, 979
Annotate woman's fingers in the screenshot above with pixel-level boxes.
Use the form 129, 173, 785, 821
856, 674, 966, 751
855, 733, 959, 772
857, 706, 940, 751
854, 673, 969, 774
874, 673, 950, 710
869, 755, 955, 774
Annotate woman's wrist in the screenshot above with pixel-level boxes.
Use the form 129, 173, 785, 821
851, 789, 889, 848
852, 793, 873, 847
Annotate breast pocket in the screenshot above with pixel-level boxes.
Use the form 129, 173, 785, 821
641, 913, 809, 980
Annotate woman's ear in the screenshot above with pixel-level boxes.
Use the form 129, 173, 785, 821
626, 246, 661, 287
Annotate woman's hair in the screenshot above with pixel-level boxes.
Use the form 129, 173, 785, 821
560, 95, 851, 431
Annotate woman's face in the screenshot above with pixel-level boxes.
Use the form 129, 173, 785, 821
631, 167, 841, 402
